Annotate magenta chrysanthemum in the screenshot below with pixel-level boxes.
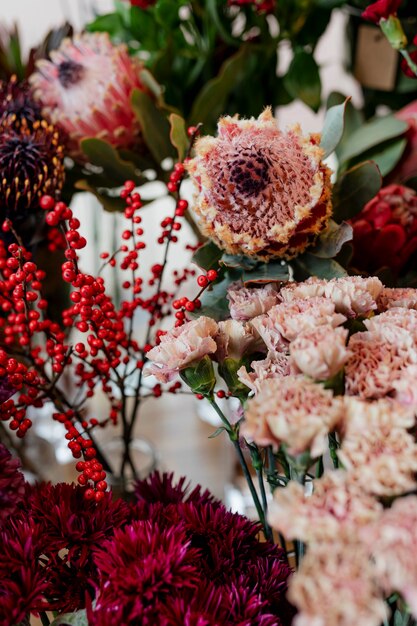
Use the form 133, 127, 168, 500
0, 444, 25, 523
30, 33, 147, 156
187, 109, 333, 260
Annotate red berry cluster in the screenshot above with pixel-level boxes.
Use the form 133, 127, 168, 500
172, 268, 218, 327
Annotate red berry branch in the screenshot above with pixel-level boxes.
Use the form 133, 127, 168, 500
0, 126, 202, 497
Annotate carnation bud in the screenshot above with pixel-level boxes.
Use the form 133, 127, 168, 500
380, 16, 407, 50
218, 357, 251, 403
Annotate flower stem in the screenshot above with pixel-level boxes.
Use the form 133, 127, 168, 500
328, 432, 339, 469
289, 465, 306, 567
39, 612, 50, 626
207, 398, 270, 536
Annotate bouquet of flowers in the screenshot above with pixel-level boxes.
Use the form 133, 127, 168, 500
1, 0, 417, 624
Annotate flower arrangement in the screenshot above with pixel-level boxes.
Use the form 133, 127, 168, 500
2, 1, 417, 624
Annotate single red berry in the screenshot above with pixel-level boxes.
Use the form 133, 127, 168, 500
207, 269, 218, 281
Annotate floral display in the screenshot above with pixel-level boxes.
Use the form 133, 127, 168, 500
2, 2, 417, 624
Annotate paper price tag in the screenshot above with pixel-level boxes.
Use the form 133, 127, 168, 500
354, 24, 398, 91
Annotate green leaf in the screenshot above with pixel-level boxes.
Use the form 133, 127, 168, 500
333, 161, 382, 222
131, 89, 176, 164
242, 261, 290, 285
169, 113, 188, 162
220, 254, 258, 271
86, 12, 125, 39
189, 46, 251, 127
50, 609, 88, 626
75, 180, 127, 212
208, 426, 227, 439
338, 115, 408, 165
80, 138, 144, 186
310, 220, 353, 259
154, 0, 180, 28
283, 50, 321, 112
293, 253, 348, 280
192, 241, 223, 271
320, 98, 350, 158
352, 137, 407, 178
139, 68, 164, 102
194, 278, 232, 321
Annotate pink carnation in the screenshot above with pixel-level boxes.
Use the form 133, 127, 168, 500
338, 397, 417, 496
227, 282, 280, 321
323, 276, 383, 318
269, 470, 382, 545
361, 496, 417, 618
30, 33, 146, 157
146, 317, 218, 382
280, 277, 327, 301
215, 319, 259, 361
377, 287, 417, 312
249, 313, 289, 353
345, 331, 407, 399
263, 297, 346, 343
244, 375, 344, 457
289, 538, 388, 626
237, 352, 292, 394
392, 364, 417, 408
289, 324, 350, 380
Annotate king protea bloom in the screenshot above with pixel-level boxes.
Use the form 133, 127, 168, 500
30, 33, 147, 157
187, 108, 332, 259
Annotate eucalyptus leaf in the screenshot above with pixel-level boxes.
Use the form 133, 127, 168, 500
193, 278, 232, 321
338, 116, 408, 165
293, 253, 347, 280
80, 138, 144, 186
310, 220, 353, 258
131, 89, 176, 163
242, 261, 289, 285
320, 98, 350, 158
192, 241, 223, 271
50, 609, 88, 626
333, 161, 382, 222
283, 50, 321, 112
169, 113, 188, 161
220, 254, 258, 271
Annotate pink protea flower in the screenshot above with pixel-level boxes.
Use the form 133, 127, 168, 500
244, 375, 344, 457
289, 324, 350, 381
345, 331, 407, 399
30, 33, 146, 157
255, 296, 346, 345
146, 317, 218, 382
187, 109, 333, 260
350, 185, 417, 276
237, 352, 293, 395
0, 444, 25, 523
339, 397, 417, 496
377, 286, 417, 311
360, 495, 417, 618
215, 319, 260, 361
269, 470, 382, 545
288, 538, 388, 626
227, 282, 280, 321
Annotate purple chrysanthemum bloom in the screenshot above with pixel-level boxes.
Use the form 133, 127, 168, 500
0, 376, 15, 404
135, 471, 217, 507
0, 444, 25, 523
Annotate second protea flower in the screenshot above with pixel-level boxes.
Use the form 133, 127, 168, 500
30, 33, 147, 157
187, 109, 332, 260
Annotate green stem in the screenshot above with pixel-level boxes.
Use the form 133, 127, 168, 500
315, 456, 324, 478
289, 464, 306, 567
266, 446, 289, 561
328, 433, 339, 469
400, 49, 417, 77
39, 612, 50, 626
208, 398, 269, 535
255, 464, 273, 541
